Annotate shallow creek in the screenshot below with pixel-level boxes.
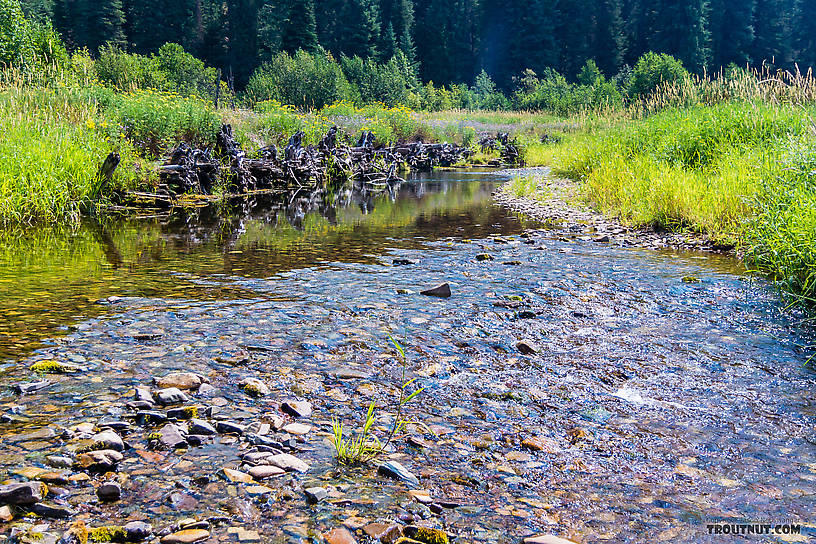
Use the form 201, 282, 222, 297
0, 170, 814, 543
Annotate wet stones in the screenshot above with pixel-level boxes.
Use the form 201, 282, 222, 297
96, 481, 122, 502
266, 453, 310, 473
215, 421, 245, 435
304, 486, 328, 504
90, 430, 125, 452
0, 505, 12, 522
420, 283, 451, 298
403, 526, 450, 544
281, 400, 312, 418
516, 339, 538, 354
155, 372, 208, 391
247, 465, 285, 479
323, 527, 358, 544
523, 535, 578, 544
363, 523, 402, 542
0, 482, 47, 505
521, 436, 559, 453
378, 461, 419, 485
160, 529, 210, 544
157, 423, 188, 449
239, 377, 270, 397
75, 449, 123, 472
14, 380, 50, 394
475, 253, 494, 261
189, 419, 216, 436
124, 521, 153, 541
222, 468, 254, 484
31, 501, 75, 518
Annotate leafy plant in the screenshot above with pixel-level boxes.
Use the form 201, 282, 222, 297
331, 335, 423, 465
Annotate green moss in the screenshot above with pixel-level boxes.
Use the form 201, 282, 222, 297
681, 276, 701, 283
241, 382, 265, 397
403, 527, 450, 544
30, 360, 76, 373
88, 526, 127, 543
147, 432, 162, 442
65, 521, 89, 544
181, 406, 199, 419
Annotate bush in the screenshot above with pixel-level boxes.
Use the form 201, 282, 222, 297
513, 68, 623, 115
629, 52, 689, 97
0, 0, 35, 69
244, 49, 354, 110
340, 54, 414, 106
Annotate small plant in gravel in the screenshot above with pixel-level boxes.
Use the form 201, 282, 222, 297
331, 335, 423, 465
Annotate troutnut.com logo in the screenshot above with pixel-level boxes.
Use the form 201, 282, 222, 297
706, 523, 802, 536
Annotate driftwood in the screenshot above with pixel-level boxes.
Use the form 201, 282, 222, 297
479, 132, 524, 166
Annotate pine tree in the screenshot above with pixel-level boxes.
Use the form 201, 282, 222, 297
595, 0, 627, 74
752, 0, 791, 67
709, 0, 754, 69
380, 22, 396, 60
281, 0, 318, 53
508, 0, 559, 79
648, 0, 710, 70
223, 0, 260, 86
56, 0, 125, 51
793, 0, 816, 69
556, 0, 597, 78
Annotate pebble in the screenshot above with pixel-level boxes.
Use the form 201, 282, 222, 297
91, 430, 124, 451
404, 526, 450, 544
516, 340, 538, 354
420, 283, 451, 298
239, 377, 270, 397
215, 421, 245, 435
304, 486, 328, 504
266, 453, 310, 473
31, 501, 75, 518
160, 529, 210, 544
75, 449, 123, 472
247, 465, 285, 479
282, 423, 311, 435
189, 419, 216, 435
476, 253, 494, 261
363, 522, 402, 542
222, 468, 255, 483
281, 400, 312, 418
523, 535, 579, 544
96, 481, 122, 502
158, 423, 189, 449
124, 521, 152, 541
0, 505, 12, 521
323, 527, 358, 544
378, 460, 419, 485
521, 436, 559, 453
393, 258, 419, 265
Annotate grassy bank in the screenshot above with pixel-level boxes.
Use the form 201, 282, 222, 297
513, 98, 816, 305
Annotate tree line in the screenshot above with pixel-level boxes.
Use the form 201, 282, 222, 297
18, 0, 816, 90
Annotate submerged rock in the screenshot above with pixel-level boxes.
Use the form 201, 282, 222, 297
239, 377, 270, 397
90, 430, 124, 452
323, 527, 357, 544
160, 529, 210, 544
75, 449, 123, 472
523, 535, 578, 544
0, 482, 47, 505
304, 486, 328, 504
420, 283, 451, 298
31, 502, 75, 518
154, 388, 189, 406
404, 526, 450, 544
378, 460, 419, 485
281, 400, 312, 418
516, 339, 538, 354
154, 372, 207, 390
96, 481, 122, 502
124, 521, 152, 541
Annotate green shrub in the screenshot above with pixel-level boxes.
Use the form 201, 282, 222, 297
340, 54, 414, 106
513, 68, 623, 115
629, 52, 689, 97
0, 0, 35, 69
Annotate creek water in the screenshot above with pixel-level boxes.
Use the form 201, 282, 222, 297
0, 170, 814, 543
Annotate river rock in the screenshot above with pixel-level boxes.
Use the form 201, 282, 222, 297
239, 378, 270, 397
155, 372, 207, 390
75, 449, 123, 472
420, 283, 451, 298
393, 258, 419, 265
363, 522, 401, 542
476, 253, 494, 261
14, 380, 50, 394
267, 453, 310, 473
323, 527, 357, 544
124, 521, 152, 541
161, 529, 210, 544
0, 505, 12, 521
31, 502, 75, 518
159, 424, 188, 449
516, 339, 538, 354
189, 419, 216, 435
281, 400, 312, 418
378, 460, 419, 485
522, 436, 559, 453
46, 455, 74, 469
215, 421, 245, 435
404, 526, 450, 544
96, 481, 121, 502
91, 430, 124, 452
247, 465, 285, 479
282, 423, 311, 435
134, 386, 154, 403
304, 486, 328, 503
0, 482, 46, 505
154, 388, 189, 405
222, 468, 254, 483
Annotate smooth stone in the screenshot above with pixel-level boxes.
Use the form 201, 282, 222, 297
0, 505, 12, 521
245, 485, 272, 496
516, 340, 538, 354
91, 430, 124, 452
393, 258, 419, 265
31, 502, 75, 518
46, 456, 73, 469
420, 283, 451, 298
14, 380, 50, 394
247, 465, 285, 479
0, 482, 47, 505
154, 388, 190, 406
267, 453, 310, 473
160, 529, 210, 544
523, 535, 579, 544
521, 436, 559, 453
96, 481, 121, 502
378, 460, 419, 485
475, 253, 494, 261
332, 368, 370, 380
282, 423, 311, 435
136, 410, 168, 424
363, 522, 401, 542
75, 449, 123, 472
124, 521, 152, 541
189, 419, 216, 435
134, 386, 155, 403
222, 468, 254, 484
159, 424, 188, 449
304, 486, 327, 504
323, 527, 357, 544
197, 384, 217, 397
239, 378, 270, 397
281, 400, 312, 418
215, 421, 245, 435
155, 372, 206, 391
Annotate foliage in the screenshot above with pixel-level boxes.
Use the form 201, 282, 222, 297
0, 0, 35, 69
332, 335, 423, 465
513, 68, 624, 115
340, 53, 416, 106
629, 52, 690, 97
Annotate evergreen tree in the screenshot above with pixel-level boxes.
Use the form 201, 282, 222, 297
223, 0, 260, 86
508, 0, 559, 79
281, 0, 318, 53
595, 0, 627, 74
648, 0, 710, 70
709, 0, 754, 69
752, 0, 791, 67
556, 0, 597, 78
340, 0, 381, 58
54, 0, 126, 50
380, 22, 397, 60
793, 0, 816, 69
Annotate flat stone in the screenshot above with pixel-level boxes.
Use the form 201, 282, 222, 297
475, 253, 494, 261
378, 460, 419, 485
521, 436, 559, 453
420, 283, 451, 298
37, 471, 70, 485
323, 527, 358, 544
215, 421, 245, 435
136, 410, 168, 424
247, 465, 285, 479
304, 486, 327, 504
124, 521, 152, 541
222, 468, 255, 484
0, 505, 12, 521
281, 400, 312, 418
161, 529, 210, 544
267, 453, 310, 473
154, 387, 189, 405
159, 424, 188, 449
91, 430, 124, 452
245, 485, 272, 496
155, 372, 207, 391
363, 522, 401, 542
523, 535, 579, 544
31, 502, 75, 518
45, 455, 73, 469
392, 258, 419, 265
516, 340, 538, 354
197, 383, 218, 397
75, 449, 123, 472
282, 423, 311, 435
14, 380, 51, 394
96, 481, 121, 502
408, 489, 433, 504
228, 527, 261, 542
0, 482, 47, 505
332, 368, 370, 380
189, 419, 216, 435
